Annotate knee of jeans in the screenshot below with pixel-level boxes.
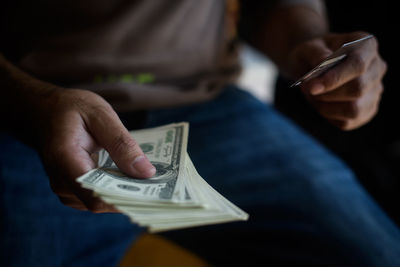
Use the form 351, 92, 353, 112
294, 162, 358, 203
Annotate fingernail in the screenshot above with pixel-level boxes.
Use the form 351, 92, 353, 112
132, 155, 156, 177
310, 84, 325, 95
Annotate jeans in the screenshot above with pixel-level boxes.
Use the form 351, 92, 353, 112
1, 86, 399, 266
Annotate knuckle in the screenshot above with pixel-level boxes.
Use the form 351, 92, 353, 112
110, 133, 140, 157
92, 103, 112, 115
88, 104, 113, 123
346, 101, 360, 119
349, 79, 365, 98
350, 53, 368, 75
112, 134, 133, 152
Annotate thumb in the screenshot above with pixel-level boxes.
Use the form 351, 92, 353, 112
85, 107, 156, 178
301, 38, 333, 69
294, 38, 333, 94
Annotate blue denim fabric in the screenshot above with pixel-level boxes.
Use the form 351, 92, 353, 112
145, 87, 400, 266
0, 136, 141, 267
1, 86, 399, 266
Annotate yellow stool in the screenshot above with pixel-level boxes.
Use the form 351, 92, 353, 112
119, 234, 209, 267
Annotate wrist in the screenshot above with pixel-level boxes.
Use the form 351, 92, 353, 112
255, 5, 329, 78
0, 54, 65, 146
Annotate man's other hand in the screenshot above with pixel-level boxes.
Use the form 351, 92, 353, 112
289, 32, 387, 130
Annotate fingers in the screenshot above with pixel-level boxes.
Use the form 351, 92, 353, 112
58, 195, 119, 213
311, 83, 382, 130
51, 170, 119, 213
307, 47, 386, 130
83, 104, 156, 178
311, 57, 386, 102
295, 32, 386, 131
326, 99, 379, 131
305, 34, 378, 95
312, 86, 380, 120
43, 90, 154, 213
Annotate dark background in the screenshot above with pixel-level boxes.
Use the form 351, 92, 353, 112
274, 1, 400, 224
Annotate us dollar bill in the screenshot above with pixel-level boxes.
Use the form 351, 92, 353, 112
77, 122, 189, 202
120, 155, 249, 232
77, 122, 249, 232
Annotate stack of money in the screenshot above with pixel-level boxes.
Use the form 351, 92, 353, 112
77, 122, 248, 232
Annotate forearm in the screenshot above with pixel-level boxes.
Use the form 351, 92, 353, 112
0, 53, 61, 145
247, 0, 329, 78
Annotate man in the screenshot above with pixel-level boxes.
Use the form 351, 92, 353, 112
1, 0, 398, 266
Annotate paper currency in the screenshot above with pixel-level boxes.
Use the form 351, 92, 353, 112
291, 34, 374, 87
77, 122, 249, 232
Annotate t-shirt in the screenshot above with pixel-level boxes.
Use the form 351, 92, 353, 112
1, 0, 322, 111
1, 0, 242, 110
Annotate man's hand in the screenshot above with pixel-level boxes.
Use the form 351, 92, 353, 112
39, 89, 156, 212
289, 32, 387, 130
0, 54, 155, 213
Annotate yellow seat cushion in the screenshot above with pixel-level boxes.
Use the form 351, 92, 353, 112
119, 234, 209, 267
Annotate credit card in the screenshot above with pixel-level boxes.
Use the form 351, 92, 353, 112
290, 35, 374, 87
